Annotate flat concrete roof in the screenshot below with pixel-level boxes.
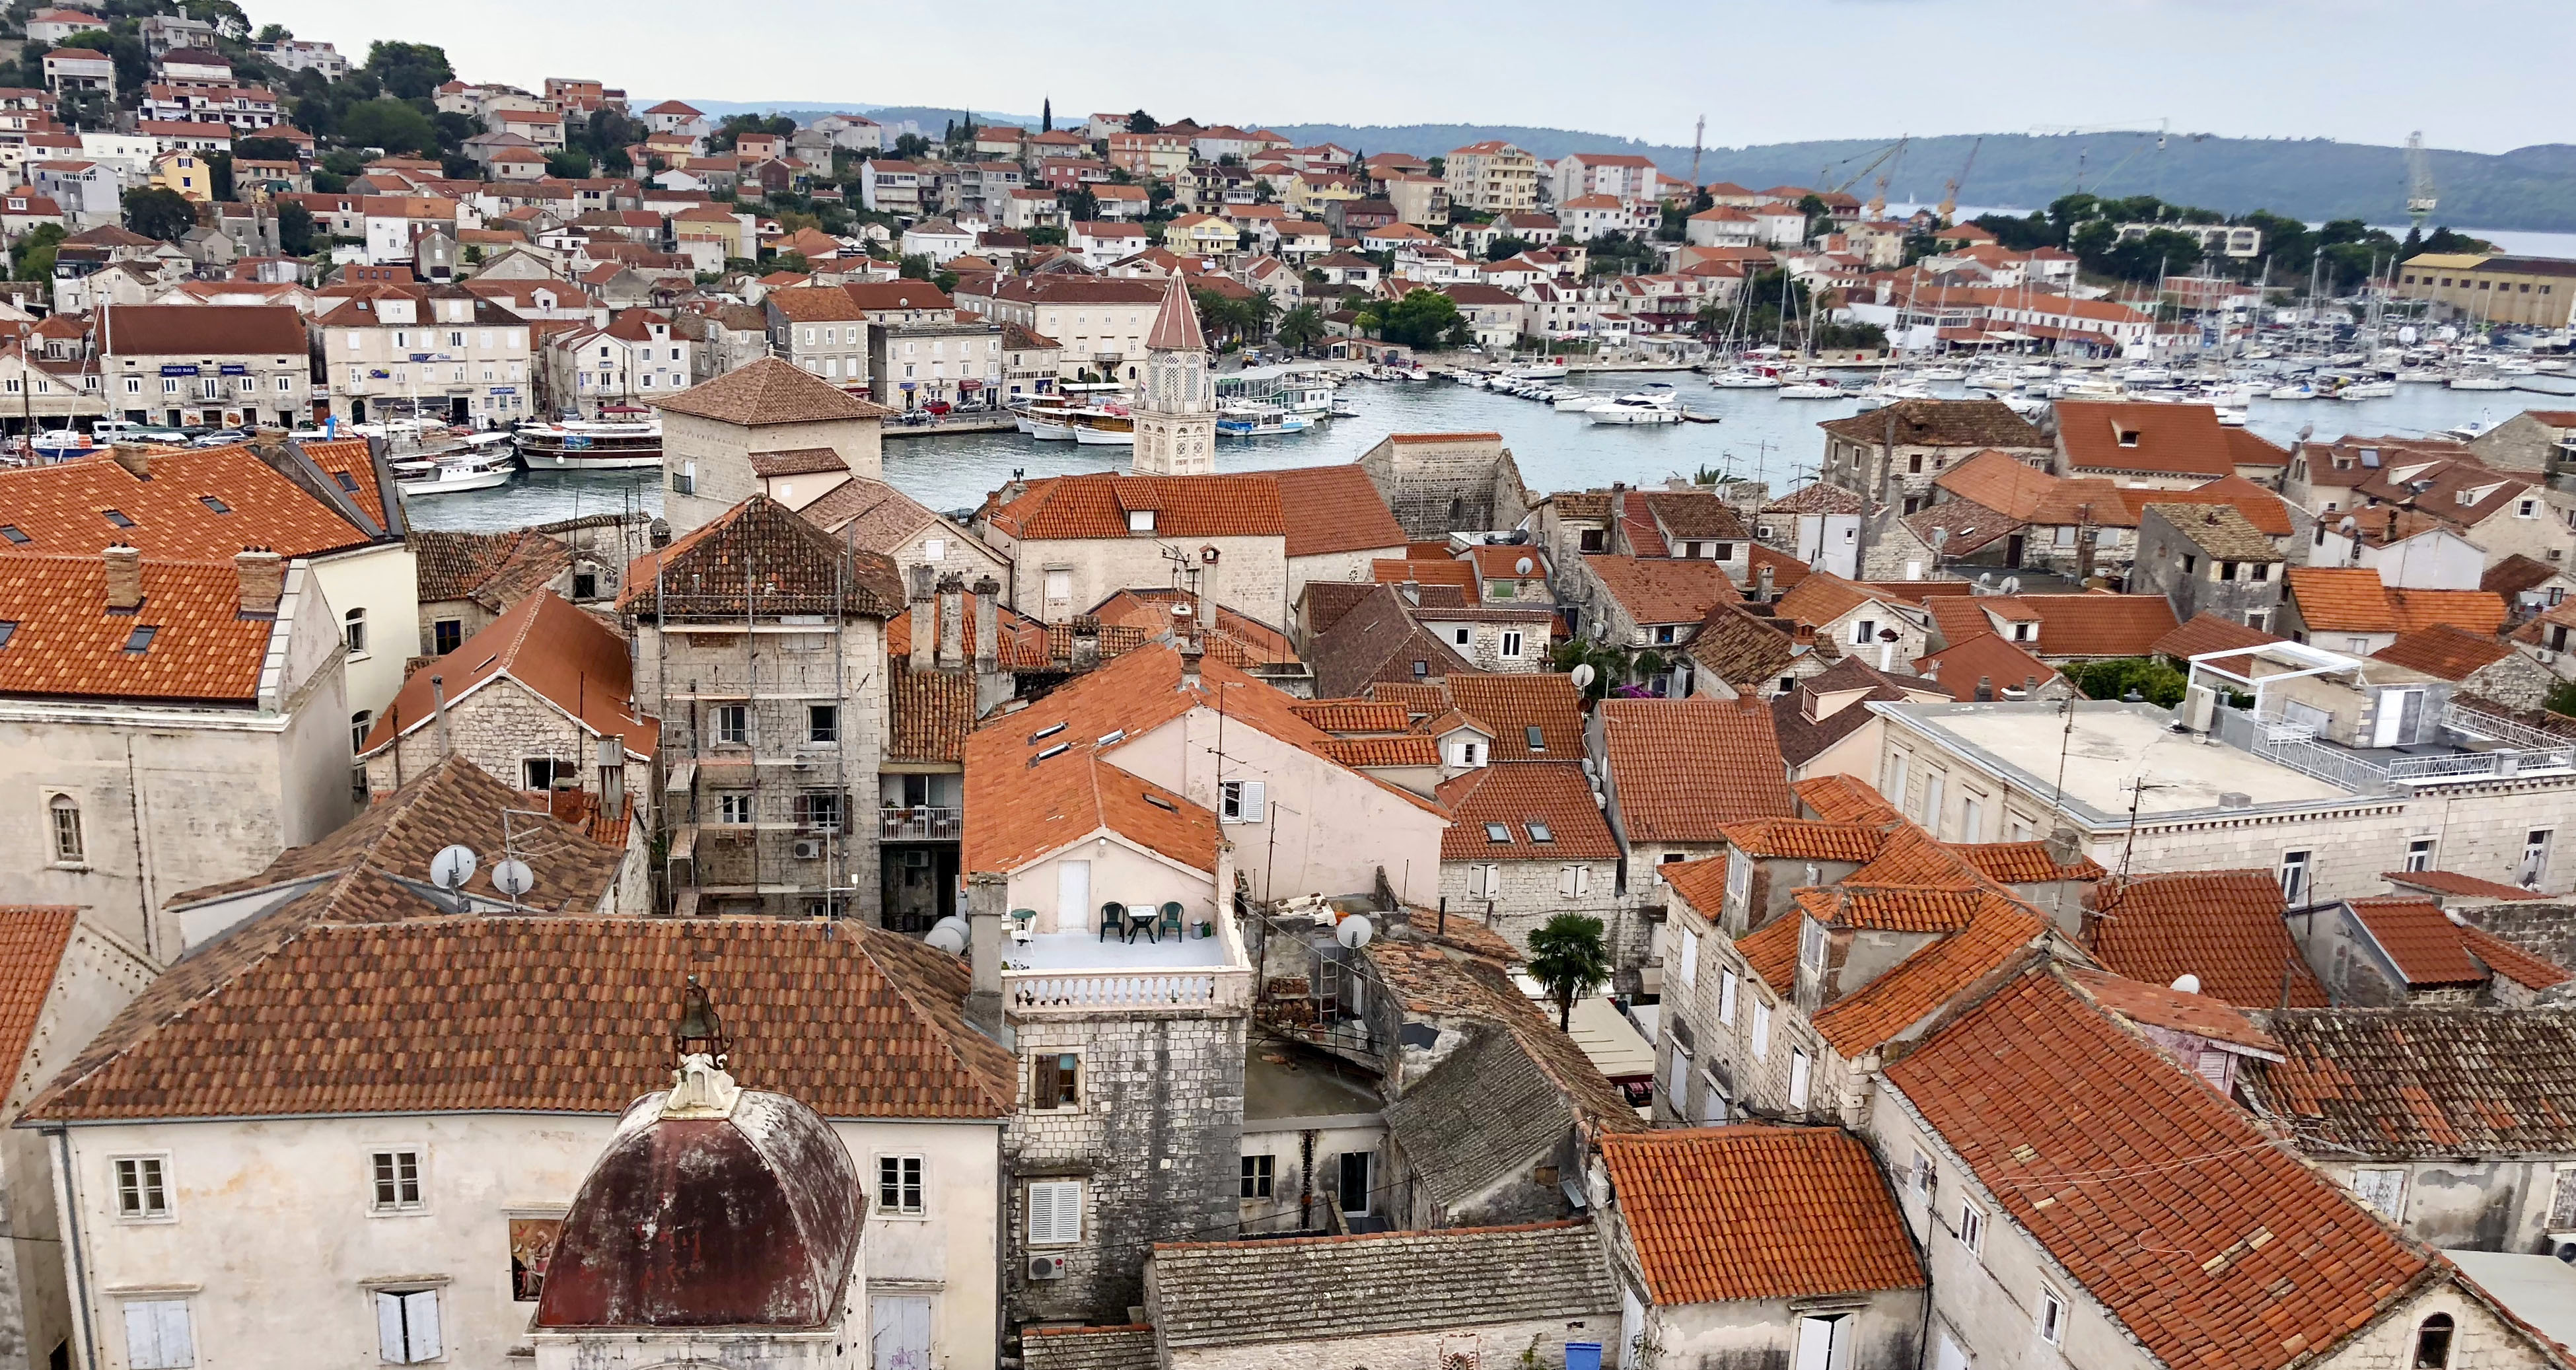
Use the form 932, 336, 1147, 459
1245, 1033, 1381, 1126
1877, 699, 2361, 824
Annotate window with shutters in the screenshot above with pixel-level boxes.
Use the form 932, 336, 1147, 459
878, 1155, 924, 1214
1787, 1050, 1812, 1109
1031, 1053, 1079, 1110
1027, 1178, 1083, 1246
123, 1300, 193, 1370
2037, 1284, 2068, 1346
1718, 970, 1737, 1027
2351, 1167, 2407, 1219
375, 1289, 441, 1363
114, 1155, 170, 1220
1958, 1198, 1986, 1255
1674, 925, 1698, 988
1468, 864, 1501, 899
1219, 779, 1266, 822
1799, 917, 1827, 975
1557, 865, 1589, 898
1725, 849, 1751, 918
1912, 1148, 1934, 1196
2550, 1167, 2576, 1227
369, 1149, 425, 1212
1663, 1034, 1690, 1104
509, 1217, 560, 1302
1751, 999, 1771, 1060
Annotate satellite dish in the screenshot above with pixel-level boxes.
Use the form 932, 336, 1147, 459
1515, 556, 1534, 576
1335, 914, 1374, 949
1569, 663, 1596, 691
490, 858, 535, 900
925, 923, 968, 954
2000, 577, 2021, 595
2170, 973, 2203, 995
429, 844, 478, 890
931, 915, 970, 943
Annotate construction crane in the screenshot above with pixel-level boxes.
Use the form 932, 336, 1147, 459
1688, 114, 1705, 194
2404, 131, 2439, 232
1935, 135, 1981, 223
1821, 137, 1906, 215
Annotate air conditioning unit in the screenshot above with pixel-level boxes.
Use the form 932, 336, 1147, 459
2548, 1231, 2576, 1264
791, 839, 823, 861
2542, 650, 2560, 665
1026, 1255, 1067, 1281
794, 754, 819, 770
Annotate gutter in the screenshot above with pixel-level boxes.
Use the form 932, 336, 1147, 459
47, 1126, 96, 1370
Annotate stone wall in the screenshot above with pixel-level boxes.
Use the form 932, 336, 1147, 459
1007, 1008, 1249, 1325
1434, 857, 1623, 959
1359, 435, 1533, 540
1163, 1315, 1604, 1370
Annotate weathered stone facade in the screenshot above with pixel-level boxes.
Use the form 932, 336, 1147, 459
1357, 433, 1534, 539
1435, 856, 1624, 955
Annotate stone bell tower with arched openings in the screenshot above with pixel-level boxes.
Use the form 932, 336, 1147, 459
1130, 272, 1215, 475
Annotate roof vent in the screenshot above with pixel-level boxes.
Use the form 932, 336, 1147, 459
2216, 791, 2252, 810
2170, 973, 2202, 994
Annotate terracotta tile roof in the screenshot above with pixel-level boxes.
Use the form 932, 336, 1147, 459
1737, 915, 1801, 991
1844, 825, 1984, 888
0, 905, 79, 1081
987, 472, 1285, 541
655, 356, 896, 424
1598, 698, 1794, 842
0, 553, 277, 703
1365, 681, 1451, 717
744, 446, 848, 478
1925, 594, 2178, 659
888, 666, 976, 763
1947, 840, 2106, 884
96, 303, 305, 356
1903, 498, 2021, 558
1770, 570, 1896, 631
0, 444, 376, 560
2056, 401, 2239, 478
793, 475, 944, 552
1808, 893, 2046, 1054
1717, 819, 1891, 863
2369, 624, 2513, 681
2287, 568, 2508, 637
1687, 605, 1810, 692
1931, 451, 2059, 520
2152, 612, 2283, 661
1268, 464, 1408, 558
2245, 1008, 2576, 1158
2174, 476, 2298, 536
364, 590, 658, 759
1600, 1126, 1925, 1305
1760, 482, 1863, 517
1308, 586, 1474, 698
1641, 489, 1748, 540
1912, 631, 2057, 700
1793, 774, 1900, 824
1314, 735, 1439, 768
1433, 762, 1618, 860
2087, 871, 2328, 1008
1092, 588, 1296, 669
297, 438, 388, 532
1446, 674, 1585, 760
1817, 398, 2042, 451
2456, 923, 2573, 991
1371, 557, 1477, 591
1793, 884, 1984, 933
2346, 897, 2487, 987
26, 908, 1016, 1124
2061, 965, 2279, 1054
2225, 427, 2290, 470
619, 496, 904, 620
2144, 503, 2283, 561
1289, 699, 1410, 732
1887, 967, 2430, 1370
2481, 554, 2561, 598
1583, 554, 1740, 626
2378, 869, 2544, 902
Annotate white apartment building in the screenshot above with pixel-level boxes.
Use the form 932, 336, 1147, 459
540, 310, 694, 417
315, 286, 536, 425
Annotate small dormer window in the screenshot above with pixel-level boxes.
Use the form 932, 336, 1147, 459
2118, 429, 2141, 447
1127, 509, 1155, 532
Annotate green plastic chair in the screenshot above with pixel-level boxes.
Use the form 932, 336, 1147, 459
1157, 901, 1185, 942
1098, 901, 1125, 942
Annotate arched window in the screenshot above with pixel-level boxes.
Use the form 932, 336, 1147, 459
2414, 1315, 2453, 1369
48, 794, 81, 864
343, 606, 368, 654
351, 710, 373, 754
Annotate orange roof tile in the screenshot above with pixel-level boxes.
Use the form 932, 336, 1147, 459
1947, 840, 2105, 884
1582, 554, 1740, 626
1269, 464, 1408, 558
1599, 698, 1793, 842
0, 554, 277, 703
2152, 612, 2283, 661
1793, 884, 1984, 933
2378, 869, 2543, 902
1289, 699, 1412, 733
990, 472, 1285, 541
1446, 674, 1586, 760
2345, 897, 2486, 987
1714, 819, 1891, 863
1314, 735, 1440, 769
2456, 923, 2571, 991
2056, 402, 2239, 478
1792, 774, 1900, 824
1925, 595, 2178, 659
1808, 893, 2046, 1054
1434, 762, 1618, 860
2370, 624, 2513, 681
0, 444, 376, 559
1371, 557, 1478, 591
1600, 1127, 1925, 1305
1887, 968, 2431, 1370
2061, 965, 2279, 1054
2087, 871, 2327, 1007
364, 591, 658, 758
0, 905, 79, 1079
1912, 631, 2057, 701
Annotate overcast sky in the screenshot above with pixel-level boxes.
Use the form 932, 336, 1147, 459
255, 0, 2571, 155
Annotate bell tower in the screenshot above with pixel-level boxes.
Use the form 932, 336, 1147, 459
1130, 272, 1215, 476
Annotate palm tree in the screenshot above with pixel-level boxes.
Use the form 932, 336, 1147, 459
1275, 303, 1326, 355
1527, 914, 1611, 1032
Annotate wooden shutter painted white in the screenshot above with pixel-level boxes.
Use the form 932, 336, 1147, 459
402, 1291, 441, 1362
1029, 1179, 1082, 1244
375, 1293, 406, 1363
1238, 781, 1265, 823
124, 1303, 164, 1370
1789, 1050, 1813, 1108
1676, 926, 1698, 988
1719, 970, 1738, 1027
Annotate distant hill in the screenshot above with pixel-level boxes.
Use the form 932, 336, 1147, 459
657, 104, 2576, 235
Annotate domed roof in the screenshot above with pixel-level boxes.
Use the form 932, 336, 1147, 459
534, 1060, 863, 1331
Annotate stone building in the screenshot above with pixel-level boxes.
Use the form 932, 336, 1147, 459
1357, 431, 1534, 540
1128, 272, 1215, 476
1816, 398, 2047, 511
96, 303, 312, 429
622, 496, 902, 919
2242, 1007, 2576, 1254
2130, 503, 2286, 629
2287, 894, 2570, 1007
656, 357, 896, 536
1434, 762, 1621, 955
314, 283, 538, 425
2373, 623, 2559, 714
408, 514, 645, 657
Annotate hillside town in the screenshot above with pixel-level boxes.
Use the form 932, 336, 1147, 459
0, 6, 2571, 1370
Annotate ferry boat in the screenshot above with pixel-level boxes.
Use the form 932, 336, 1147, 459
394, 448, 515, 496
515, 419, 662, 470
1069, 407, 1136, 445
1215, 405, 1311, 437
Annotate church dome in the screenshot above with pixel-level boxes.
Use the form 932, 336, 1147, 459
533, 1059, 863, 1331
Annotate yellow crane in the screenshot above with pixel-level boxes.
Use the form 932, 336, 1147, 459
1820, 137, 1908, 212
1936, 136, 1982, 223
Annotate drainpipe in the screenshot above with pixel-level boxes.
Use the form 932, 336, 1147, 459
49, 1126, 96, 1370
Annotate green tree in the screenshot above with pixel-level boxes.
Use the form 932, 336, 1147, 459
1273, 302, 1325, 354
124, 187, 198, 243
205, 151, 233, 203
11, 223, 64, 281
1126, 110, 1157, 133
361, 40, 452, 102
546, 150, 593, 179
898, 253, 933, 280
1369, 288, 1470, 349
1526, 914, 1611, 1032
892, 132, 931, 160
277, 199, 316, 256
340, 97, 439, 155
1041, 98, 1052, 133
54, 29, 148, 95
1483, 234, 1532, 262
766, 251, 811, 275
2547, 680, 2576, 720
256, 22, 293, 42
234, 135, 299, 163
2069, 657, 2186, 707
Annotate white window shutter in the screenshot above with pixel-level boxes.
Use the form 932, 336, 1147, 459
1573, 866, 1591, 897
404, 1291, 441, 1362
156, 1303, 192, 1369
125, 1304, 162, 1369
1557, 865, 1576, 898
1719, 971, 1738, 1026
1240, 781, 1266, 823
1676, 927, 1698, 988
376, 1292, 407, 1363
1789, 1050, 1813, 1108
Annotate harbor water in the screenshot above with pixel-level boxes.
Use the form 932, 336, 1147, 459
401, 371, 2575, 533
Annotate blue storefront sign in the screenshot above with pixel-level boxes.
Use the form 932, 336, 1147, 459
490, 386, 517, 395
217, 364, 248, 375
159, 364, 199, 377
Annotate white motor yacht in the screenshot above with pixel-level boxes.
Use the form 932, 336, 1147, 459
1708, 368, 1781, 389
394, 449, 514, 496
2336, 380, 2397, 401
1585, 390, 1686, 424
1775, 380, 1845, 399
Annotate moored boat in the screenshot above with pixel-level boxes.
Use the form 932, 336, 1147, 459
515, 419, 662, 470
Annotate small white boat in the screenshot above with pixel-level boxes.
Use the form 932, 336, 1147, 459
395, 451, 514, 496
1775, 380, 1845, 399
1024, 414, 1077, 441
1554, 392, 1604, 413
2268, 380, 2323, 400
1708, 368, 1781, 389
2214, 406, 2249, 427
2496, 359, 2538, 376
2336, 380, 2396, 401
1216, 405, 1311, 437
2449, 371, 2513, 391
1069, 408, 1136, 445
1503, 361, 1569, 381
2445, 415, 2500, 441
1585, 390, 1686, 424
2118, 365, 2174, 384
1918, 365, 1967, 382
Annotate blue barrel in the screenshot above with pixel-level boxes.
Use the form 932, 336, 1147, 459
1565, 1342, 1604, 1370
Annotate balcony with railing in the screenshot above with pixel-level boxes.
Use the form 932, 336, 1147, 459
880, 805, 961, 840
999, 918, 1253, 1017
2213, 698, 2576, 792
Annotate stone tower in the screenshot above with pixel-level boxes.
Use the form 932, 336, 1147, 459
1130, 271, 1215, 476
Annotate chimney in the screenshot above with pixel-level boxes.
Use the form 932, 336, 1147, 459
2044, 825, 2085, 869
1793, 621, 1816, 645
1973, 675, 1993, 702
1070, 616, 1102, 671
431, 673, 451, 756
936, 572, 966, 670
963, 871, 1010, 1043
1398, 578, 1420, 606
102, 544, 141, 611
233, 546, 284, 615
108, 444, 152, 482
906, 563, 935, 672
972, 575, 999, 674
248, 427, 290, 463
596, 734, 626, 820
1756, 563, 1775, 600
1179, 633, 1204, 686
2023, 675, 2038, 696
